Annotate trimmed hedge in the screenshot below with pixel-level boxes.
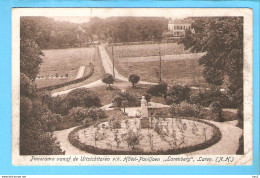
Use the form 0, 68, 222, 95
38, 64, 94, 92
68, 117, 222, 155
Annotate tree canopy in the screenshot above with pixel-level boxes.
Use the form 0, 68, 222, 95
179, 17, 243, 101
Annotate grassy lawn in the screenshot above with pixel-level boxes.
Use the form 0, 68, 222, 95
125, 84, 166, 104
50, 47, 105, 93
36, 47, 104, 88
106, 43, 207, 87
109, 43, 190, 58
89, 85, 121, 106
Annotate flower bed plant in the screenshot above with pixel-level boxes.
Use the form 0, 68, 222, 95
68, 116, 221, 155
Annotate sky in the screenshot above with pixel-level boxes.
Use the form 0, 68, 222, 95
52, 16, 91, 23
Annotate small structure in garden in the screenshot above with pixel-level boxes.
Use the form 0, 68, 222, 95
141, 96, 149, 128
141, 96, 148, 118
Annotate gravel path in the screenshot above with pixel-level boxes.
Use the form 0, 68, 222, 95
54, 116, 242, 155
188, 120, 242, 155
51, 45, 156, 97
75, 66, 85, 79
53, 127, 93, 155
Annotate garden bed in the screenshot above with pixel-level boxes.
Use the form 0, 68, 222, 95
68, 116, 221, 155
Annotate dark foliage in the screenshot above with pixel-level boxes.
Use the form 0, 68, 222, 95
128, 74, 140, 88
112, 91, 140, 107
66, 88, 102, 109
165, 85, 191, 105
146, 81, 168, 97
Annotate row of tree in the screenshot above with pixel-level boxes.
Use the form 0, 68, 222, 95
84, 17, 168, 43
21, 16, 168, 50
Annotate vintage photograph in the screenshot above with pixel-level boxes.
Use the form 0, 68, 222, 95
12, 8, 253, 165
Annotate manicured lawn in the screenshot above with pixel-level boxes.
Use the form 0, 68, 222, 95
106, 43, 207, 87
109, 43, 190, 58
89, 85, 121, 106
36, 47, 104, 88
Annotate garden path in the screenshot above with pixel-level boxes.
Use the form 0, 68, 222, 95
188, 120, 243, 155
53, 127, 93, 155
51, 45, 156, 97
75, 66, 86, 79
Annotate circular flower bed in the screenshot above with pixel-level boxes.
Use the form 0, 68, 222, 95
68, 117, 221, 155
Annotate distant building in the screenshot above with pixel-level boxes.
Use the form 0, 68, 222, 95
168, 18, 194, 37
75, 26, 87, 46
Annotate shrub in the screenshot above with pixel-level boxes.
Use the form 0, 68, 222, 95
46, 95, 70, 115
169, 102, 201, 117
109, 119, 122, 129
189, 94, 200, 104
144, 93, 152, 102
146, 81, 167, 97
191, 89, 237, 108
165, 85, 190, 105
68, 107, 89, 122
209, 101, 224, 122
124, 130, 143, 150
102, 73, 115, 89
86, 107, 106, 121
112, 91, 140, 107
20, 96, 33, 119
128, 74, 140, 88
40, 108, 63, 132
67, 88, 101, 109
20, 73, 37, 97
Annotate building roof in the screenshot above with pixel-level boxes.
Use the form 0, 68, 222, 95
168, 18, 193, 24
75, 26, 86, 33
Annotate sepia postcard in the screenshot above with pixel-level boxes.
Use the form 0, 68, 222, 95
11, 8, 253, 166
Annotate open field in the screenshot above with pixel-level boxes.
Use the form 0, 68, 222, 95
106, 43, 207, 87
36, 47, 105, 88
109, 43, 190, 58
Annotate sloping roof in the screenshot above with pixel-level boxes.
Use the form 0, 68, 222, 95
169, 18, 193, 24
75, 26, 86, 33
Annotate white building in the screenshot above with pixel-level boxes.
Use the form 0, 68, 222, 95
168, 18, 194, 37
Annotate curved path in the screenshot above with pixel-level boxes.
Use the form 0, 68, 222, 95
54, 114, 242, 155
54, 127, 93, 155
188, 120, 242, 155
52, 45, 156, 97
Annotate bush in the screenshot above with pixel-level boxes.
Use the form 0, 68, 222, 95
112, 91, 140, 107
40, 108, 63, 132
144, 93, 152, 102
128, 74, 140, 88
124, 130, 143, 149
146, 81, 167, 97
20, 73, 37, 97
189, 94, 200, 104
67, 88, 101, 109
102, 73, 115, 89
20, 96, 33, 119
169, 102, 201, 117
209, 101, 224, 122
193, 89, 237, 108
46, 95, 70, 115
86, 107, 106, 121
109, 119, 122, 129
68, 107, 89, 122
165, 85, 190, 105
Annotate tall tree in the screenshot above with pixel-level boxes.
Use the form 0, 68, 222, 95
20, 17, 64, 155
179, 17, 243, 104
